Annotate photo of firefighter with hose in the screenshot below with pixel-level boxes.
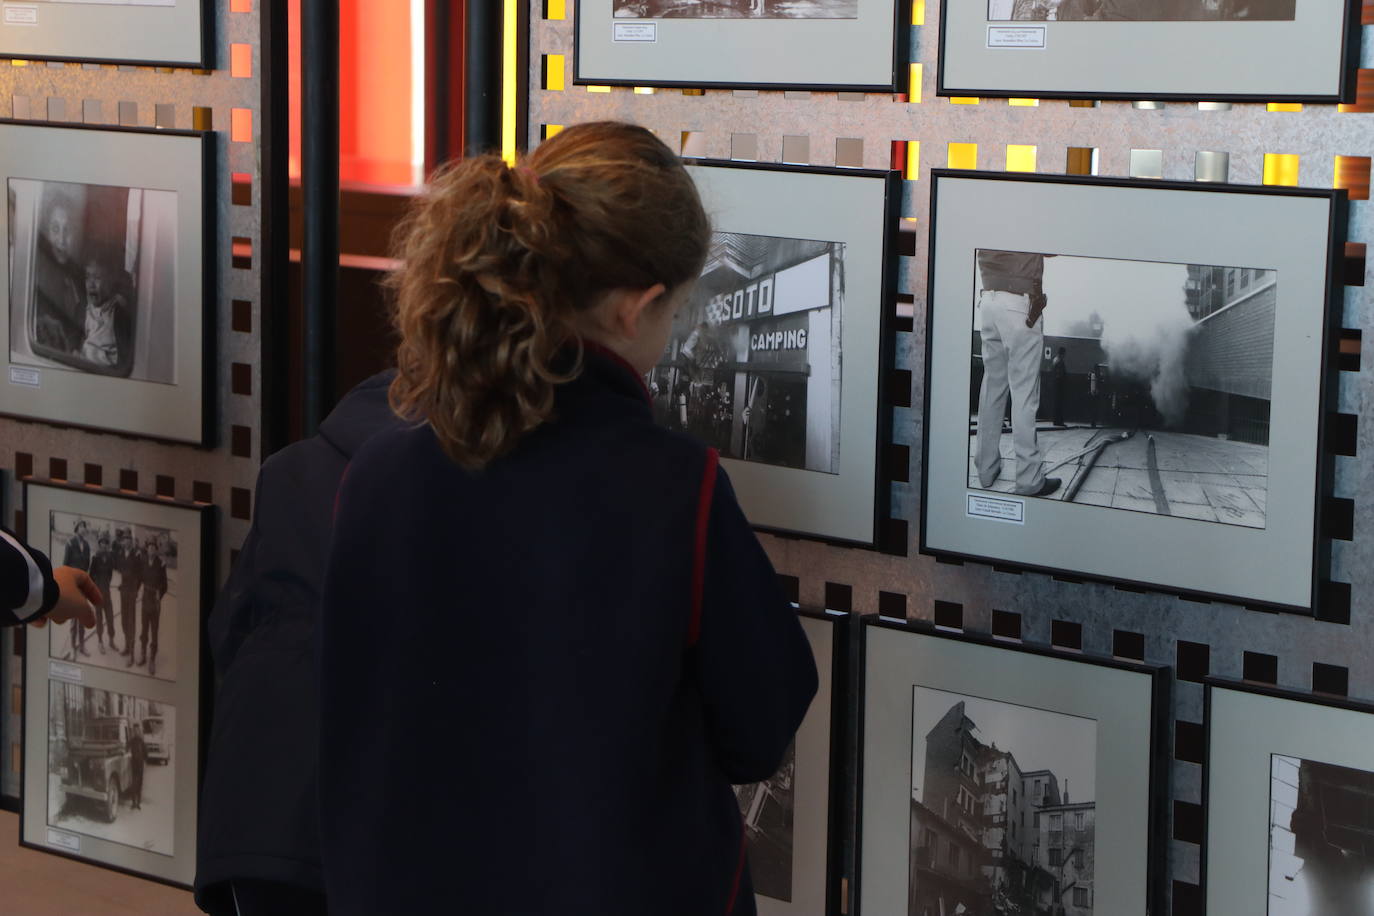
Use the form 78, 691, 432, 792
968, 250, 1274, 529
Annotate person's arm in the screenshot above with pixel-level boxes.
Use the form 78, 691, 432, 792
0, 524, 57, 626
692, 462, 818, 784
0, 525, 99, 628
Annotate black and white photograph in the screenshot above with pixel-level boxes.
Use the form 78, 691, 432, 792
988, 0, 1295, 21
909, 686, 1098, 916
923, 172, 1341, 612
939, 0, 1355, 101
967, 251, 1274, 529
652, 232, 844, 475
614, 0, 857, 18
1267, 755, 1374, 916
861, 623, 1163, 916
0, 123, 211, 443
46, 681, 175, 857
32, 0, 174, 5
736, 743, 797, 902
9, 177, 178, 384
575, 0, 902, 91
0, 0, 207, 68
46, 510, 179, 682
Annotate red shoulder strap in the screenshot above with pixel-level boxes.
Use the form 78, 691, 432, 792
688, 449, 719, 648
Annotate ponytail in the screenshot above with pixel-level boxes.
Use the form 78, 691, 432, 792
386, 121, 711, 470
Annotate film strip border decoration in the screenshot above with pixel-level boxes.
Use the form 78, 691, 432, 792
0, 0, 263, 809
529, 3, 1371, 913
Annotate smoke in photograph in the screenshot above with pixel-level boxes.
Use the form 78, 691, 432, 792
968, 250, 1275, 529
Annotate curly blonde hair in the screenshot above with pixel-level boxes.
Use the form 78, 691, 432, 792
387, 121, 711, 470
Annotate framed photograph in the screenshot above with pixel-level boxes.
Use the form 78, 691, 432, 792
921, 171, 1344, 613
652, 161, 899, 546
21, 479, 213, 887
574, 0, 905, 91
857, 618, 1169, 916
735, 610, 846, 914
2, 121, 214, 445
937, 0, 1360, 102
0, 0, 210, 69
1204, 679, 1374, 915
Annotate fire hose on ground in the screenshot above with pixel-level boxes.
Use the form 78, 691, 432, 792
1042, 429, 1135, 503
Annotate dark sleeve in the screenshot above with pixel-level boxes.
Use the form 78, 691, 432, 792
206, 477, 264, 681
0, 524, 59, 626
693, 466, 818, 785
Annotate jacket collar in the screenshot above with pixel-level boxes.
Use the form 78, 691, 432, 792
576, 341, 652, 408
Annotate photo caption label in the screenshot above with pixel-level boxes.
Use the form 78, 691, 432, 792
46, 828, 80, 852
613, 22, 656, 42
987, 26, 1045, 49
8, 366, 39, 387
48, 660, 83, 683
967, 493, 1025, 525
2, 5, 39, 26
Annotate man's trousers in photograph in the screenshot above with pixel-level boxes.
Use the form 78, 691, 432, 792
93, 582, 116, 649
140, 595, 162, 664
975, 289, 1047, 495
119, 588, 139, 656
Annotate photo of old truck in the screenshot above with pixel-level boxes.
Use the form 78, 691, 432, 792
57, 715, 134, 824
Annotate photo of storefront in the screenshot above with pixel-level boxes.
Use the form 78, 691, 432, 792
651, 231, 844, 474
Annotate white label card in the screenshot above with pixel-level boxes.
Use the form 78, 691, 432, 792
966, 493, 1026, 525
613, 22, 656, 42
8, 366, 39, 387
3, 5, 38, 26
987, 25, 1046, 49
46, 828, 80, 852
49, 660, 83, 683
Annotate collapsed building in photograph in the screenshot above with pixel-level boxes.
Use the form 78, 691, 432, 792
653, 233, 843, 473
911, 702, 1096, 916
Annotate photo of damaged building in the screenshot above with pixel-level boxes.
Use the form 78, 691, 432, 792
651, 231, 844, 474
968, 253, 1275, 528
911, 696, 1097, 916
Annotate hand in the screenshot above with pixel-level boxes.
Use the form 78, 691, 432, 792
1026, 291, 1048, 328
30, 566, 101, 629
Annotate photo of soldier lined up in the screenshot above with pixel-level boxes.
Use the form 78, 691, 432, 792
989, 0, 1295, 20
651, 231, 844, 474
614, 0, 858, 19
968, 250, 1274, 529
47, 681, 176, 856
47, 510, 178, 680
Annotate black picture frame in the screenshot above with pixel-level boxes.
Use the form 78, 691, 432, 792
854, 616, 1171, 916
0, 120, 216, 447
737, 607, 849, 915
1202, 677, 1374, 915
573, 0, 908, 92
0, 0, 212, 69
658, 159, 900, 549
18, 479, 215, 889
936, 0, 1361, 103
920, 169, 1346, 615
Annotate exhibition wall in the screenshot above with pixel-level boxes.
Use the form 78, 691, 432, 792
530, 2, 1372, 913
0, 0, 265, 866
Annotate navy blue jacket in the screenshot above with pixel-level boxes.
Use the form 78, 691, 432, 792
194, 371, 401, 914
1, 524, 57, 626
319, 349, 818, 915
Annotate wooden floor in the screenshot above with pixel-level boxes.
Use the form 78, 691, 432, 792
0, 810, 200, 915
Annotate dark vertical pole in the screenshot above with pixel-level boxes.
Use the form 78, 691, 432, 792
463, 1, 501, 157
258, 0, 290, 457
301, 0, 340, 437
424, 0, 456, 173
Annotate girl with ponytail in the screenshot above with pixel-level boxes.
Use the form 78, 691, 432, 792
318, 122, 817, 915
